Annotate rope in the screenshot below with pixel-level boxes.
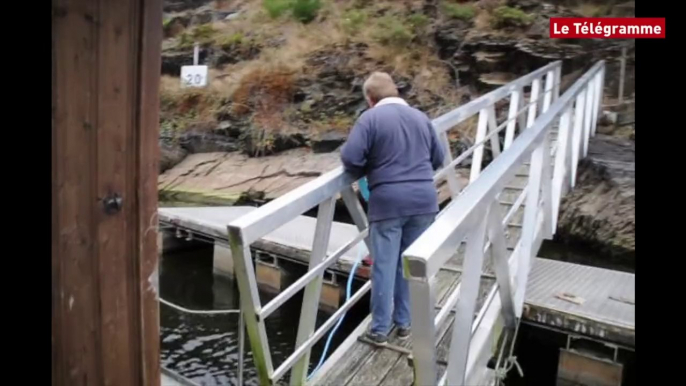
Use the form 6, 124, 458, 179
159, 297, 241, 315
494, 321, 524, 385
495, 356, 524, 385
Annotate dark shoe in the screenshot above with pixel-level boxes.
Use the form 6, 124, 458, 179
365, 331, 388, 345
397, 326, 411, 339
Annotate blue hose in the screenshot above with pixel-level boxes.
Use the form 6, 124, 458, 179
307, 178, 369, 381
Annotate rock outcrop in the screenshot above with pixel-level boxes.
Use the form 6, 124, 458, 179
556, 134, 635, 265
436, 1, 634, 94
158, 148, 342, 205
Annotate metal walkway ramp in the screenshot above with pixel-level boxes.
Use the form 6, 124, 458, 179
216, 60, 607, 385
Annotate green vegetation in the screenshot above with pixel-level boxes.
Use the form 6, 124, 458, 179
407, 13, 430, 34
374, 16, 414, 46
291, 0, 322, 23
443, 3, 477, 21
216, 32, 246, 48
263, 0, 292, 18
178, 24, 218, 48
491, 6, 533, 29
341, 9, 367, 35
193, 24, 218, 40
263, 0, 322, 23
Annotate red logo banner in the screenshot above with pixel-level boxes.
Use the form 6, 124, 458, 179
550, 18, 665, 38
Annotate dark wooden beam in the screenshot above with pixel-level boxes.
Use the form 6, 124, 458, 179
52, 0, 163, 384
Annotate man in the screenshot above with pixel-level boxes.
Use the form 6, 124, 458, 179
341, 72, 445, 344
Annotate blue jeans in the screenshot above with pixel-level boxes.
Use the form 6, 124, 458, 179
369, 213, 436, 335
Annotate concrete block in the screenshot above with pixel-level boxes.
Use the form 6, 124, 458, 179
557, 349, 622, 386
320, 280, 342, 313
213, 243, 235, 279
256, 260, 282, 294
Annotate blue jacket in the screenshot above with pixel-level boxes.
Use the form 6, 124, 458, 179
341, 97, 444, 221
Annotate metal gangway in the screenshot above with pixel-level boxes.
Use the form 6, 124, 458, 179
225, 59, 605, 385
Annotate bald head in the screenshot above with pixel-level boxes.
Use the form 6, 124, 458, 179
363, 72, 399, 107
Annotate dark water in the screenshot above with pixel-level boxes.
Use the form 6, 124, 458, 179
159, 241, 369, 385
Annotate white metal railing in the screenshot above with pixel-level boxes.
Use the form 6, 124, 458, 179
226, 61, 563, 386
403, 61, 605, 386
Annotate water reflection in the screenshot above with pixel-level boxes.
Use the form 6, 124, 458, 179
159, 242, 368, 385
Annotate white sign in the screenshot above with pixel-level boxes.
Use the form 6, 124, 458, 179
180, 65, 208, 88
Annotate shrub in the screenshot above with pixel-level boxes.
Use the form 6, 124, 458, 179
291, 0, 322, 23
374, 16, 415, 46
341, 9, 367, 35
407, 13, 430, 34
263, 0, 291, 19
231, 65, 296, 118
193, 24, 217, 40
490, 6, 533, 29
478, 0, 503, 12
444, 3, 477, 20
159, 85, 221, 136
216, 32, 245, 48
178, 23, 217, 48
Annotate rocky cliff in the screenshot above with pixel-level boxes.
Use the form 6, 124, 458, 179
556, 132, 634, 265
158, 0, 636, 259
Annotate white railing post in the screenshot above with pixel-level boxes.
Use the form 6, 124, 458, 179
552, 106, 573, 232
340, 187, 372, 249
513, 136, 546, 316
553, 65, 562, 101
446, 214, 489, 385
227, 240, 275, 383
504, 88, 522, 150
582, 83, 594, 157
543, 70, 554, 113
470, 109, 489, 182
591, 69, 603, 137
487, 105, 501, 159
526, 78, 541, 129
290, 197, 337, 385
570, 92, 586, 187
540, 132, 554, 240
409, 278, 438, 386
439, 130, 463, 198
487, 201, 516, 328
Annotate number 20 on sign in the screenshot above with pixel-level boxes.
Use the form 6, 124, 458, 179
180, 65, 209, 88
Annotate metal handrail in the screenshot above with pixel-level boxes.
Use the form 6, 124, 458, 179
226, 61, 563, 386
403, 60, 605, 386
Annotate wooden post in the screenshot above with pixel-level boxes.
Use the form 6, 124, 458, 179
52, 0, 163, 384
